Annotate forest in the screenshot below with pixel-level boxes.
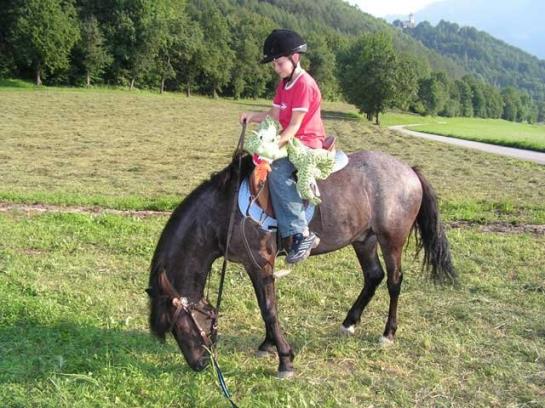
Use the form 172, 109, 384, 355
1, 0, 543, 123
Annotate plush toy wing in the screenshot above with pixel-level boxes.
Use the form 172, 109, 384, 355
243, 116, 287, 161
287, 138, 336, 204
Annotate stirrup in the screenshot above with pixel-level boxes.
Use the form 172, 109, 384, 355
286, 232, 320, 264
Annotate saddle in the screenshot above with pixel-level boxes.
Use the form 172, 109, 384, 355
248, 136, 338, 217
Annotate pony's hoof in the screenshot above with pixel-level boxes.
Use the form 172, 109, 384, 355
273, 269, 291, 279
256, 350, 274, 358
379, 336, 394, 347
277, 370, 295, 379
340, 324, 355, 336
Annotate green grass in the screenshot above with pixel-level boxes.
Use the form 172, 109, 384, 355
382, 112, 545, 152
1, 211, 544, 407
0, 88, 544, 406
0, 78, 37, 89
1, 88, 544, 223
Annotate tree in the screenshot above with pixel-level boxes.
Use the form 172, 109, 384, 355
10, 0, 80, 85
104, 0, 164, 90
519, 92, 537, 123
455, 79, 473, 117
187, 0, 234, 97
340, 32, 411, 125
150, 0, 188, 94
462, 76, 487, 118
306, 32, 340, 101
78, 16, 112, 86
441, 79, 461, 117
501, 87, 522, 122
228, 11, 275, 99
537, 102, 545, 123
483, 85, 503, 119
395, 55, 423, 111
418, 73, 448, 116
170, 19, 205, 97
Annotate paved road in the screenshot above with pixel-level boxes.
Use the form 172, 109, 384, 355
389, 125, 545, 165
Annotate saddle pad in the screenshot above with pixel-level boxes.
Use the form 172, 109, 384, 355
331, 150, 349, 173
238, 177, 316, 231
237, 150, 349, 231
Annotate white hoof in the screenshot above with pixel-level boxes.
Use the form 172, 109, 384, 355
255, 350, 273, 358
277, 370, 295, 379
340, 324, 356, 336
379, 336, 394, 347
273, 269, 291, 279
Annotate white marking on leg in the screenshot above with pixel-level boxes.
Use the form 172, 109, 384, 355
277, 370, 295, 379
273, 269, 291, 279
379, 336, 394, 347
340, 324, 356, 336
255, 350, 273, 358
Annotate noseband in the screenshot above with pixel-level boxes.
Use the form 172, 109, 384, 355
169, 296, 218, 347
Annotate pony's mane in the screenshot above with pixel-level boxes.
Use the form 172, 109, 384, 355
206, 152, 255, 194
148, 152, 254, 339
172, 152, 254, 214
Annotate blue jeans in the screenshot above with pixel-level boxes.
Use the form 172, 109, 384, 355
268, 157, 308, 239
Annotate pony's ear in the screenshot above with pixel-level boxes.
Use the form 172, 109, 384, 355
148, 270, 178, 341
159, 271, 179, 298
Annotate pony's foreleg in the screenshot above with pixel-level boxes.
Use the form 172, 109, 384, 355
341, 236, 385, 335
246, 263, 295, 378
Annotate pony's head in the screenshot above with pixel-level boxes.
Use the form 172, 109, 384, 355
148, 270, 217, 371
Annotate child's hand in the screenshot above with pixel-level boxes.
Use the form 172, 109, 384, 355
240, 112, 253, 124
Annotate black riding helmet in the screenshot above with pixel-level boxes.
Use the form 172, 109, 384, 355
260, 29, 307, 64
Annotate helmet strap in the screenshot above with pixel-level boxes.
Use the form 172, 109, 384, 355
284, 55, 299, 84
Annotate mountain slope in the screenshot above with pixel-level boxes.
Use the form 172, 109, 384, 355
399, 0, 545, 60
226, 0, 466, 77
399, 20, 545, 102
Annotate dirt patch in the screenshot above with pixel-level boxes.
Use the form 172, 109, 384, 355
1, 202, 544, 235
0, 203, 169, 218
448, 220, 545, 235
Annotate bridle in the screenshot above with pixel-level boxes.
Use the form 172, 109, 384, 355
168, 293, 218, 347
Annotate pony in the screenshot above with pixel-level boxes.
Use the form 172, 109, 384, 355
147, 151, 456, 378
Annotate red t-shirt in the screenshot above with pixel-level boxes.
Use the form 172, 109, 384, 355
272, 71, 326, 149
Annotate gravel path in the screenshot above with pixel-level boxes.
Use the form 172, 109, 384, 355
390, 125, 545, 165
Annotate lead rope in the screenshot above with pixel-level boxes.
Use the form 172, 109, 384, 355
206, 121, 247, 408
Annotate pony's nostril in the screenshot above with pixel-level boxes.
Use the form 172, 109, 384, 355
194, 358, 209, 371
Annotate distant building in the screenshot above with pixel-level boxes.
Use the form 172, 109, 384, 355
393, 14, 416, 30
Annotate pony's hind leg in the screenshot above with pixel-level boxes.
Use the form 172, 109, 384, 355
379, 240, 404, 345
341, 235, 385, 335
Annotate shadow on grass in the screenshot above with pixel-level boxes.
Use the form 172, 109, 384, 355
322, 110, 361, 122
0, 79, 35, 88
225, 99, 271, 109
0, 320, 286, 385
0, 320, 187, 384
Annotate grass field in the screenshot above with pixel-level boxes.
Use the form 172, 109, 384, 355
381, 112, 545, 152
1, 87, 544, 407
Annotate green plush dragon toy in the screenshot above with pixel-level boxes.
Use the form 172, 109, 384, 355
244, 116, 335, 204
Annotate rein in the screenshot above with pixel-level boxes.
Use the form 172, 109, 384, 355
157, 123, 247, 408
207, 121, 248, 408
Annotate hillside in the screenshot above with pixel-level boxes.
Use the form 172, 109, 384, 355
228, 0, 466, 78
399, 20, 545, 103
399, 0, 545, 60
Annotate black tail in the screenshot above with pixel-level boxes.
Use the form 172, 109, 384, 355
412, 167, 458, 284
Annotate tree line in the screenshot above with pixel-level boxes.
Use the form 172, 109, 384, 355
0, 0, 542, 124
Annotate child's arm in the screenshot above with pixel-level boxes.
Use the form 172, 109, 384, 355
240, 107, 280, 124
278, 111, 305, 147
